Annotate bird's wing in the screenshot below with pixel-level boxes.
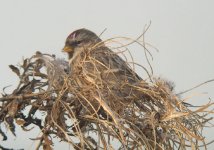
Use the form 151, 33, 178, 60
92, 46, 142, 83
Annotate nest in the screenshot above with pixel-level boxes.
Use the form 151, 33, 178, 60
0, 36, 213, 150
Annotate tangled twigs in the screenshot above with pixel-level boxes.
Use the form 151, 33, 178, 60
0, 38, 213, 150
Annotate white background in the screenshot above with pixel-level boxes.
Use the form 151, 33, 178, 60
0, 0, 213, 149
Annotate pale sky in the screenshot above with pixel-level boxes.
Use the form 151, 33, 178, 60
0, 0, 214, 149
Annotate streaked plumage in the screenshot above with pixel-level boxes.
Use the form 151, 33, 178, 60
63, 28, 141, 84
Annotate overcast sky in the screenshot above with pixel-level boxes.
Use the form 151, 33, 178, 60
0, 0, 214, 149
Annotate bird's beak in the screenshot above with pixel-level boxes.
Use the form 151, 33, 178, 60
62, 46, 73, 52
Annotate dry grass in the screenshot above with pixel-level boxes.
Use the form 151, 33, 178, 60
0, 33, 213, 150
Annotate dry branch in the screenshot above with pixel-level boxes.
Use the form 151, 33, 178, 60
0, 36, 213, 150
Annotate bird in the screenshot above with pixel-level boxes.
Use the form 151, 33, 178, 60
62, 28, 141, 83
62, 28, 142, 114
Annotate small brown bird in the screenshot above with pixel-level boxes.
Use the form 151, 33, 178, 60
62, 28, 141, 83
62, 29, 142, 115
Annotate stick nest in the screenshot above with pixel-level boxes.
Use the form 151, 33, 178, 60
0, 37, 213, 150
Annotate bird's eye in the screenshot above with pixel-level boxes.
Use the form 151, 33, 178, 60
70, 40, 82, 46
75, 41, 82, 45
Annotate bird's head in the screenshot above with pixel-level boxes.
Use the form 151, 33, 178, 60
62, 28, 102, 58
